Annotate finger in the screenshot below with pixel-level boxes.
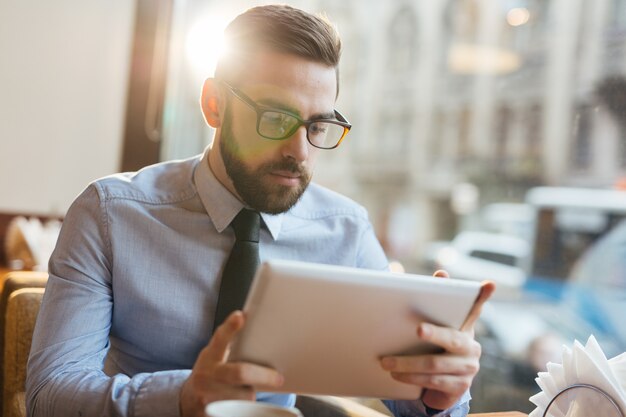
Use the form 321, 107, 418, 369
380, 354, 479, 376
389, 372, 472, 396
204, 384, 257, 402
461, 281, 496, 332
433, 270, 449, 278
213, 362, 285, 388
222, 387, 256, 402
417, 323, 480, 356
180, 375, 256, 416
202, 311, 245, 364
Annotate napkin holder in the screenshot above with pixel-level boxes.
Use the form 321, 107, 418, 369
543, 383, 624, 417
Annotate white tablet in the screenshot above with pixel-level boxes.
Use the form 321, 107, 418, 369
229, 259, 482, 400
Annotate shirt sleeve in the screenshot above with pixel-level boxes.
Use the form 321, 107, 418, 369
355, 219, 389, 271
25, 184, 189, 417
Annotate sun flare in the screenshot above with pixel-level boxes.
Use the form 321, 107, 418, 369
185, 16, 229, 78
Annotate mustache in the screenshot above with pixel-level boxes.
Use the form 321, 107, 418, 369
260, 159, 307, 176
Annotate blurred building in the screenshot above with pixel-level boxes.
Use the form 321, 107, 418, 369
312, 0, 626, 267
161, 0, 626, 268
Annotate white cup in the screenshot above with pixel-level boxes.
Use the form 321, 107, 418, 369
205, 400, 303, 417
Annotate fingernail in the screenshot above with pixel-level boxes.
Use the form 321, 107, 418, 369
381, 357, 396, 370
433, 270, 448, 278
419, 323, 432, 338
276, 374, 285, 386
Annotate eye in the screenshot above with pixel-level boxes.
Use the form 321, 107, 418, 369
263, 112, 289, 126
309, 122, 329, 135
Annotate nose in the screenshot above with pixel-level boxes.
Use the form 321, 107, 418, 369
280, 125, 310, 163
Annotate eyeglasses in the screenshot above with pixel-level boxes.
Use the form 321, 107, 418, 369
221, 81, 351, 150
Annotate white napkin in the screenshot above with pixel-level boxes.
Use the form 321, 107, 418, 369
529, 335, 626, 417
4, 216, 61, 271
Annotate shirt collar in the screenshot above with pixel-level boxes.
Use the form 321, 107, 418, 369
193, 147, 284, 239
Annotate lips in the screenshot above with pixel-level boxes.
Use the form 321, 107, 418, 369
272, 170, 301, 179
269, 170, 303, 186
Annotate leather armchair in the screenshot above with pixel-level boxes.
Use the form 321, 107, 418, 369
3, 287, 44, 417
0, 271, 47, 416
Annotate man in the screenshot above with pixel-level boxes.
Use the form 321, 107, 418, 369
26, 5, 493, 417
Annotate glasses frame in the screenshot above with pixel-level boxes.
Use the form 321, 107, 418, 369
220, 81, 352, 150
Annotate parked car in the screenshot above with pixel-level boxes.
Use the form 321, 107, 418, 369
424, 230, 530, 289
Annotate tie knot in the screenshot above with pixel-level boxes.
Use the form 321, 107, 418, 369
231, 209, 260, 242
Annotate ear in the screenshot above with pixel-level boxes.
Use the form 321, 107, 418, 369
200, 78, 225, 128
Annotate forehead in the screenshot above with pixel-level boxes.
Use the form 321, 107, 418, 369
233, 51, 338, 116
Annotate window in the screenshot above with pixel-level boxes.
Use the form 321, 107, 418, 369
387, 4, 418, 72
570, 103, 593, 172
156, 1, 626, 413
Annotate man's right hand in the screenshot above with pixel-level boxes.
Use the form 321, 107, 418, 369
179, 311, 285, 417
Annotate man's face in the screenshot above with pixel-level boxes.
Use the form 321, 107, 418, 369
219, 110, 311, 214
211, 51, 338, 214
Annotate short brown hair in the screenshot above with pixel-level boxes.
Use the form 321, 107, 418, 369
215, 5, 342, 89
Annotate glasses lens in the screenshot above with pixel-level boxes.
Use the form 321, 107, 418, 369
308, 121, 346, 149
258, 111, 299, 139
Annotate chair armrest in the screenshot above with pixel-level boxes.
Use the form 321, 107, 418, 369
3, 288, 44, 417
7, 391, 26, 417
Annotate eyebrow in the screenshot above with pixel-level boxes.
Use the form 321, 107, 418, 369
257, 98, 336, 121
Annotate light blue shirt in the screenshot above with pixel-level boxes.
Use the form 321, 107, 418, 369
26, 149, 469, 417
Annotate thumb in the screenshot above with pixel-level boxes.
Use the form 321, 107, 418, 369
461, 281, 496, 332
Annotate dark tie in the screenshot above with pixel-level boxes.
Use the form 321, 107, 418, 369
213, 208, 261, 329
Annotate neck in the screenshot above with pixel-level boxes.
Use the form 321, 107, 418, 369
207, 143, 242, 202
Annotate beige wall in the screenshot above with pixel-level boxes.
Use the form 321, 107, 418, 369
0, 0, 136, 215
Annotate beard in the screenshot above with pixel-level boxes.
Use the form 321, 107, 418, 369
219, 111, 312, 214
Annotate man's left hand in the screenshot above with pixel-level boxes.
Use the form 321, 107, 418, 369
380, 273, 496, 411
